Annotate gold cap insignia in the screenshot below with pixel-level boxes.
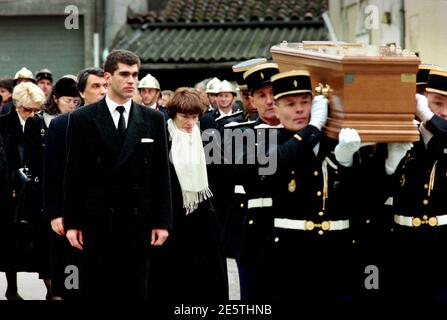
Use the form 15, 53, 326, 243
288, 179, 296, 192
293, 80, 298, 87
260, 72, 264, 79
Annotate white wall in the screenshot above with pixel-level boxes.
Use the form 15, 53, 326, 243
405, 0, 447, 68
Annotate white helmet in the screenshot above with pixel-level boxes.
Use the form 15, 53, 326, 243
218, 80, 236, 94
14, 67, 36, 84
138, 73, 160, 90
205, 77, 221, 94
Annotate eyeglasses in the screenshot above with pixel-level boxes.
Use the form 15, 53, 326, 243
21, 106, 40, 113
60, 97, 82, 107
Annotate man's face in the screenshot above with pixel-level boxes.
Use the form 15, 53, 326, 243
207, 93, 218, 108
428, 92, 447, 120
80, 74, 107, 105
140, 87, 160, 106
217, 92, 235, 110
104, 62, 138, 103
275, 94, 312, 131
249, 85, 277, 124
37, 79, 53, 97
240, 90, 256, 114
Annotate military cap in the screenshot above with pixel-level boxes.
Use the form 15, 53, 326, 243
271, 70, 312, 100
417, 64, 441, 86
426, 69, 447, 96
243, 63, 279, 94
232, 58, 267, 91
36, 68, 53, 83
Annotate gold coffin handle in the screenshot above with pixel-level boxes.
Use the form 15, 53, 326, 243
315, 83, 333, 98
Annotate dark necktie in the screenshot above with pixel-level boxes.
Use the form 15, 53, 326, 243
116, 106, 126, 141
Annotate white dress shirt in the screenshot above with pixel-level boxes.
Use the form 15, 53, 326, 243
106, 96, 132, 129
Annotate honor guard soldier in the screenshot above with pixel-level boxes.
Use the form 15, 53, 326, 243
205, 77, 221, 111
35, 68, 53, 99
267, 70, 355, 301
138, 73, 167, 119
386, 69, 447, 301
231, 58, 267, 122
228, 62, 280, 300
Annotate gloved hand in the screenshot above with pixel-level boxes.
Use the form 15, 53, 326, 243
416, 93, 434, 122
385, 142, 413, 175
309, 95, 328, 130
334, 128, 361, 167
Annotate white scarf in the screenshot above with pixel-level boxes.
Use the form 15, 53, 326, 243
167, 119, 212, 214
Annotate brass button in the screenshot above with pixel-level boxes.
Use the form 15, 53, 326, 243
423, 215, 428, 220
291, 170, 295, 175
429, 217, 438, 226
335, 170, 338, 175
318, 230, 324, 236
321, 221, 330, 230
366, 219, 370, 224
248, 219, 254, 225
240, 203, 244, 208
352, 240, 356, 244
314, 171, 319, 176
317, 191, 322, 196
274, 237, 279, 243
412, 217, 422, 227
305, 220, 315, 231
423, 199, 429, 205
318, 211, 324, 216
424, 184, 429, 190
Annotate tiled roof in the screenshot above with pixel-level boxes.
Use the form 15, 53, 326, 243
114, 0, 328, 64
113, 25, 327, 63
128, 0, 328, 25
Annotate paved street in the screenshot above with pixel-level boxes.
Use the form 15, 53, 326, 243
0, 258, 240, 300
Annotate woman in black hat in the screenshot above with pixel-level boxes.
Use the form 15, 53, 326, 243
23, 76, 81, 299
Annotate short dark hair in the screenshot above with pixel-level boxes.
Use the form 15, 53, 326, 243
166, 87, 207, 119
76, 68, 105, 93
0, 78, 14, 93
103, 50, 141, 74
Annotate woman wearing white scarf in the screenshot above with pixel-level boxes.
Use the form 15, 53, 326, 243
149, 88, 228, 302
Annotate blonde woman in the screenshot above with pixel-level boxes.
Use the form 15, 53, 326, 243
0, 82, 45, 299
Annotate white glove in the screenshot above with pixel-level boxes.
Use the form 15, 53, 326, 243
416, 93, 434, 122
334, 128, 361, 167
385, 142, 413, 175
309, 95, 328, 130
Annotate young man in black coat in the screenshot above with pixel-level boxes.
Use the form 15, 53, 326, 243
64, 50, 172, 300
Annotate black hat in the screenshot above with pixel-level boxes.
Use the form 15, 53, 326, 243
271, 70, 312, 100
232, 58, 267, 91
243, 63, 279, 94
53, 77, 79, 97
417, 64, 441, 86
36, 68, 53, 83
426, 69, 447, 96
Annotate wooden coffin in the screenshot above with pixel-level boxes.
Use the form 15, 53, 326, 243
271, 41, 421, 142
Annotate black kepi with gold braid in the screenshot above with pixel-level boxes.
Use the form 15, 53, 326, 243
232, 58, 267, 91
426, 69, 447, 96
243, 63, 279, 94
271, 70, 312, 100
417, 64, 441, 85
